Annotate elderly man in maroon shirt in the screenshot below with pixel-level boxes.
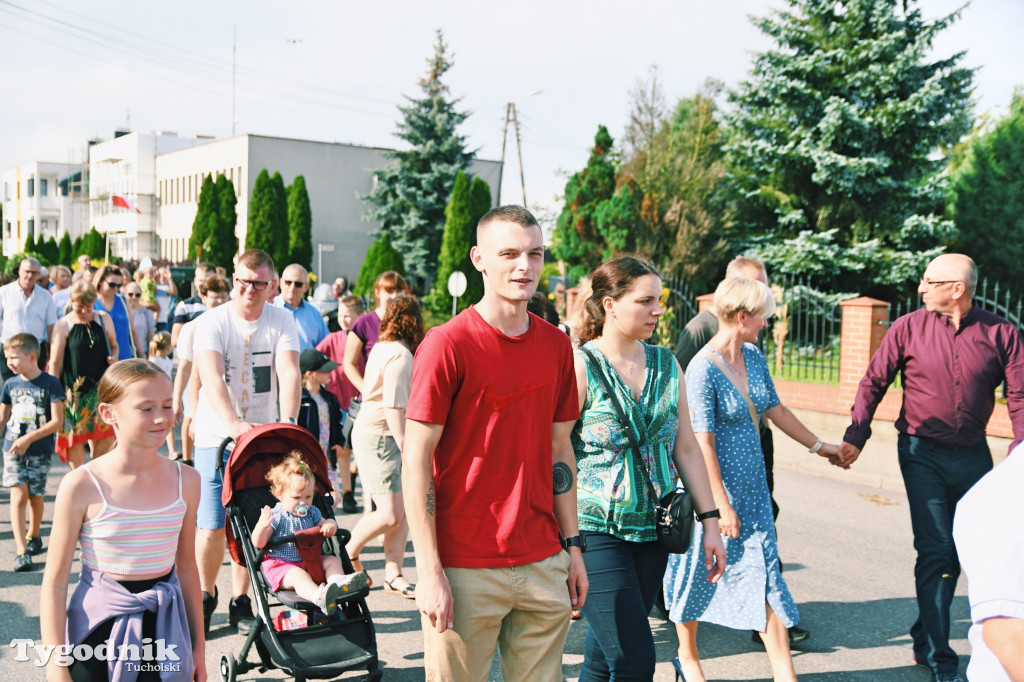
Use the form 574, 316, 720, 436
839, 253, 1024, 682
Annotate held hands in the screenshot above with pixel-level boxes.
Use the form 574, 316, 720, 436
838, 441, 862, 468
320, 519, 337, 538
815, 442, 850, 469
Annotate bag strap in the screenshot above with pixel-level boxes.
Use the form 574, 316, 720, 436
581, 346, 661, 510
701, 347, 759, 433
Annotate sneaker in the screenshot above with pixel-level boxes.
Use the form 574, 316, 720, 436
331, 571, 369, 594
202, 588, 218, 635
341, 491, 359, 514
14, 552, 32, 572
314, 582, 341, 616
25, 535, 43, 556
229, 594, 255, 633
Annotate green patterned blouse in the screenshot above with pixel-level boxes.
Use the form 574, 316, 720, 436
571, 341, 680, 542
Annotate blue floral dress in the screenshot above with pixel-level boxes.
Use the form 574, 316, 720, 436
663, 343, 799, 631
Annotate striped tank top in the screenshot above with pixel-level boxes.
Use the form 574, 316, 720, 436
79, 462, 186, 577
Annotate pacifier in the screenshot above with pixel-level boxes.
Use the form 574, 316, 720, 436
294, 504, 310, 517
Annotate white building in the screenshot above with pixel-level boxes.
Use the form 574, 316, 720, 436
89, 131, 210, 260
155, 133, 502, 285
1, 161, 87, 255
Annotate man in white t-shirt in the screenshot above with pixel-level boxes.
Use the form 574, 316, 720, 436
953, 448, 1024, 682
192, 249, 301, 635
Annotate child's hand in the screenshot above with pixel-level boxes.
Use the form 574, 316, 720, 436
321, 519, 337, 538
9, 435, 31, 456
258, 506, 273, 526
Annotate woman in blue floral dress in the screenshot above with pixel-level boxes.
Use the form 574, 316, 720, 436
571, 255, 726, 681
664, 277, 844, 682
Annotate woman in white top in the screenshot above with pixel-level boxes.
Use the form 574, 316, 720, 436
124, 281, 154, 359
346, 294, 423, 598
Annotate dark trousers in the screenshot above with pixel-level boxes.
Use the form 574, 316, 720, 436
578, 532, 668, 682
897, 433, 992, 674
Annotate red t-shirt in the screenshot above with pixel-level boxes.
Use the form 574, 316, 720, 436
406, 306, 579, 568
316, 331, 360, 410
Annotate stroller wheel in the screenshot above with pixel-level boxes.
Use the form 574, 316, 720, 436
218, 652, 237, 682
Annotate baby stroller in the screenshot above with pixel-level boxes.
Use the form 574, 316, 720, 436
218, 423, 381, 682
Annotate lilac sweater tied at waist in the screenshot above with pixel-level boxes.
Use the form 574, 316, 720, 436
66, 564, 194, 682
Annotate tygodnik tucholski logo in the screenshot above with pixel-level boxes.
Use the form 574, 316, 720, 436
10, 637, 182, 671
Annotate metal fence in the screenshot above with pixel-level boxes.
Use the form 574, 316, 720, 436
761, 275, 843, 385
890, 277, 1024, 331
660, 272, 698, 348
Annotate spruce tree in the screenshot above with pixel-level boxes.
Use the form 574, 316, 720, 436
247, 169, 288, 269
365, 29, 474, 286
212, 175, 239, 272
726, 0, 974, 295
354, 235, 405, 297
189, 175, 219, 261
40, 236, 60, 265
58, 233, 72, 266
551, 126, 620, 283
287, 175, 313, 271
425, 172, 490, 312
23, 231, 36, 254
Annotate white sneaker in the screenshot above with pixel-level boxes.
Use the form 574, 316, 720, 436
313, 583, 340, 616
330, 571, 369, 594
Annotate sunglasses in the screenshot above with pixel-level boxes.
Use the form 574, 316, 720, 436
282, 279, 307, 287
104, 281, 123, 289
236, 278, 270, 291
126, 293, 141, 298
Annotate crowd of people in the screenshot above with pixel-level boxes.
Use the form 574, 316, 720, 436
1, 205, 1021, 682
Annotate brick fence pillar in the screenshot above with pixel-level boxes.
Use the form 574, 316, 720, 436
838, 297, 890, 407
697, 293, 715, 313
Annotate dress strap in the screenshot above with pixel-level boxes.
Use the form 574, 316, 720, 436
82, 465, 109, 505
175, 461, 183, 499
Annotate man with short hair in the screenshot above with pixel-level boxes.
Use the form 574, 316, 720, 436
171, 262, 214, 346
76, 253, 92, 273
404, 205, 587, 681
275, 263, 329, 351
192, 249, 301, 635
0, 257, 57, 379
840, 253, 1024, 682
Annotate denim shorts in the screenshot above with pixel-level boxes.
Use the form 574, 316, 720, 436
194, 445, 230, 530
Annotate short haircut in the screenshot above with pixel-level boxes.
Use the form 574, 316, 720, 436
725, 255, 766, 280
283, 264, 308, 279
69, 280, 99, 305
340, 294, 364, 313
478, 205, 538, 233
713, 277, 777, 321
196, 262, 216, 276
236, 249, 275, 274
3, 333, 40, 357
199, 274, 231, 295
53, 265, 72, 278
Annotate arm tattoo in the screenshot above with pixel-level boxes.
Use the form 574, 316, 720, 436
426, 480, 436, 516
553, 462, 573, 495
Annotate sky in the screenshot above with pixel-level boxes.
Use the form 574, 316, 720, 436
2, 0, 1022, 228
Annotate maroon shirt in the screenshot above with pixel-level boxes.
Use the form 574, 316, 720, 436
845, 306, 1024, 451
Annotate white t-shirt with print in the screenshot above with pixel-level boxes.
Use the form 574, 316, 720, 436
192, 303, 299, 448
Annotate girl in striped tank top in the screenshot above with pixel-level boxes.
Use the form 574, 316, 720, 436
40, 359, 205, 682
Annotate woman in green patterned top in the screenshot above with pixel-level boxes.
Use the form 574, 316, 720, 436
570, 255, 726, 681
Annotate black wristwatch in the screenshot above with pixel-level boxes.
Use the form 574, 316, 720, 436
695, 509, 721, 521
560, 535, 586, 551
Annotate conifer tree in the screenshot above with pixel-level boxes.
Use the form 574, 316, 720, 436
425, 172, 491, 312
727, 0, 974, 294
354, 235, 405, 297
287, 175, 313, 271
23, 231, 36, 255
247, 169, 289, 269
40, 236, 60, 265
189, 175, 219, 261
365, 29, 474, 286
212, 175, 239, 273
58, 233, 72, 267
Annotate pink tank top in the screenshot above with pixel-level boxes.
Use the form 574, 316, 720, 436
79, 462, 185, 577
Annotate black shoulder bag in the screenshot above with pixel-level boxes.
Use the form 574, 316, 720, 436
582, 347, 695, 553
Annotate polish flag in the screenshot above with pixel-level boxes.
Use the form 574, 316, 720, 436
111, 190, 141, 214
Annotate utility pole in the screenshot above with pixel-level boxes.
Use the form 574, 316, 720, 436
499, 103, 527, 207
232, 26, 237, 137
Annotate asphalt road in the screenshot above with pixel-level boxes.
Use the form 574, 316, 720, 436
0, 451, 970, 681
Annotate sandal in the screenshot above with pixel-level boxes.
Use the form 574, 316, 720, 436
383, 574, 416, 599
350, 557, 373, 587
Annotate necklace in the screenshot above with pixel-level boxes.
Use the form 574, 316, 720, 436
625, 342, 642, 376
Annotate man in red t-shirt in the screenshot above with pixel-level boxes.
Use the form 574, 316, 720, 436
404, 205, 587, 681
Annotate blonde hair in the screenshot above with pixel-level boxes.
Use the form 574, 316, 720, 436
69, 280, 99, 305
266, 450, 316, 498
149, 330, 172, 358
97, 359, 171, 408
713, 277, 776, 321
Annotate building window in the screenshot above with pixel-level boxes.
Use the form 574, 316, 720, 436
27, 178, 34, 197
28, 218, 34, 236
55, 219, 59, 232
3, 182, 8, 200
41, 219, 48, 233
40, 178, 48, 195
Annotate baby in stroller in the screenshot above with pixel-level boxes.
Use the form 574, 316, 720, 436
252, 450, 368, 615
